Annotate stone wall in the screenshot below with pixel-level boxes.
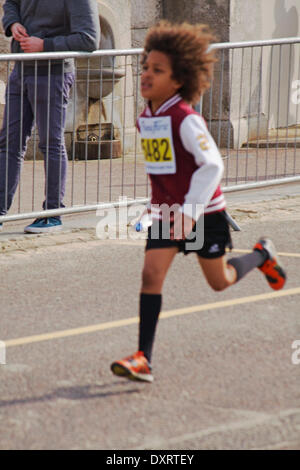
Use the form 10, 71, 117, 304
162, 0, 231, 145
230, 0, 300, 136
131, 0, 163, 48
161, 0, 300, 146
0, 0, 135, 157
163, 0, 230, 42
0, 0, 299, 150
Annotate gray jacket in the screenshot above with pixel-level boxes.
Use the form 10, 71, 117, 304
2, 0, 101, 72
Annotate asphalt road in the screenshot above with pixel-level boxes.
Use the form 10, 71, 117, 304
0, 190, 300, 450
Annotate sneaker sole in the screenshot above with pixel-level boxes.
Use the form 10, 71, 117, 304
254, 240, 286, 290
262, 261, 286, 290
24, 226, 63, 234
111, 363, 153, 383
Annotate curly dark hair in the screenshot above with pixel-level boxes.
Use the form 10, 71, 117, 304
142, 21, 217, 105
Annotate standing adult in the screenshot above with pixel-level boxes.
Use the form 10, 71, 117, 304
0, 0, 100, 232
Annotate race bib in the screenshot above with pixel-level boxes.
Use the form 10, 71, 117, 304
139, 116, 176, 174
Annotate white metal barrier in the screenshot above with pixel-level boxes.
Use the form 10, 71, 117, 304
0, 38, 299, 223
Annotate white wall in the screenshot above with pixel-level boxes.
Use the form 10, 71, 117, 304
230, 0, 300, 138
231, 0, 299, 42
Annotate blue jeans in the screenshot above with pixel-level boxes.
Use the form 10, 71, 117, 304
0, 66, 75, 215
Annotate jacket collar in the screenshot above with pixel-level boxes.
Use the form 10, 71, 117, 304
145, 94, 182, 117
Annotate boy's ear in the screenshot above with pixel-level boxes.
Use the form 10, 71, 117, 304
172, 77, 183, 90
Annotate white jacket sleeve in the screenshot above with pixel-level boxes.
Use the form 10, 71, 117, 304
179, 114, 224, 220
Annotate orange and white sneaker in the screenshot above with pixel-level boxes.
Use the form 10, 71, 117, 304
110, 351, 153, 383
253, 238, 286, 290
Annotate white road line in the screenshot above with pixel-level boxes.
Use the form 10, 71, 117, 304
134, 408, 300, 450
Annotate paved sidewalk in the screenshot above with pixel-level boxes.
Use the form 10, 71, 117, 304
1, 180, 300, 258
0, 146, 299, 246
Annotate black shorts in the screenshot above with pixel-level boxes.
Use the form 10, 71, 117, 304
146, 210, 233, 259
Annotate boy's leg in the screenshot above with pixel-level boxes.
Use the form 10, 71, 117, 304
198, 251, 265, 291
141, 246, 179, 294
198, 238, 286, 291
111, 247, 178, 382
139, 247, 178, 362
198, 255, 237, 291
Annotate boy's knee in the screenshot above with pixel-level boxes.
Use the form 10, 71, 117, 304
142, 266, 164, 289
207, 279, 229, 292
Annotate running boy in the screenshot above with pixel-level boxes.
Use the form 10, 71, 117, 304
110, 21, 286, 383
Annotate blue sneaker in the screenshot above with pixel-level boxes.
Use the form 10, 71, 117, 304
24, 217, 62, 233
0, 223, 3, 232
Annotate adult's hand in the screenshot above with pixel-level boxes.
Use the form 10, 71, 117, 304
19, 36, 44, 53
11, 22, 28, 41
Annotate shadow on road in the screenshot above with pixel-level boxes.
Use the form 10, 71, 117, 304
0, 382, 141, 408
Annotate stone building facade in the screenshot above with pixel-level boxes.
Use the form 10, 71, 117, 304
0, 0, 299, 151
131, 0, 300, 146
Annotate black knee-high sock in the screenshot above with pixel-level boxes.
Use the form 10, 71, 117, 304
227, 250, 267, 283
138, 293, 162, 363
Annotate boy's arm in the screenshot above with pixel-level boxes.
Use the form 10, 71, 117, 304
43, 0, 100, 53
2, 0, 21, 37
179, 113, 224, 220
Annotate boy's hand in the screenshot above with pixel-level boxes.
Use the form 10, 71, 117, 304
170, 211, 196, 240
11, 22, 28, 41
19, 36, 44, 53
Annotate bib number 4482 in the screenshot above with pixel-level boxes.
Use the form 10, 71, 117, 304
141, 138, 172, 162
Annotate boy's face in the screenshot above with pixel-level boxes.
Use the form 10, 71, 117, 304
141, 50, 182, 111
